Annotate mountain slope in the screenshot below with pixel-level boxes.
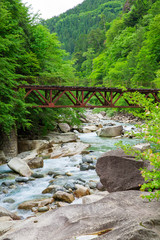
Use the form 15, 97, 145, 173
44, 0, 125, 53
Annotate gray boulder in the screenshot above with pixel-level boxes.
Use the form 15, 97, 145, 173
97, 125, 123, 137
1, 191, 160, 240
58, 123, 71, 133
8, 157, 32, 177
96, 149, 145, 192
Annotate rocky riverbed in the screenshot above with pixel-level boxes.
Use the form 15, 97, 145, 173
0, 110, 159, 240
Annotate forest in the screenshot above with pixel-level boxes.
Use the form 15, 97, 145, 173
0, 0, 160, 133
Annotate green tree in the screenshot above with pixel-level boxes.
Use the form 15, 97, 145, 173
123, 92, 160, 200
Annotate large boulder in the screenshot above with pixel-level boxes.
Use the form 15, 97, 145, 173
1, 191, 160, 240
96, 125, 123, 137
8, 157, 32, 177
96, 149, 145, 192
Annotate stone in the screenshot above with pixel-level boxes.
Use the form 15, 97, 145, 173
82, 125, 99, 133
42, 185, 55, 194
38, 206, 49, 212
82, 155, 94, 164
100, 111, 106, 117
53, 191, 75, 203
18, 198, 54, 210
74, 184, 90, 198
8, 157, 32, 177
31, 172, 44, 178
50, 142, 90, 158
0, 206, 20, 220
96, 149, 146, 192
0, 174, 9, 179
56, 202, 69, 207
27, 157, 44, 169
3, 198, 15, 204
96, 125, 123, 137
15, 177, 29, 183
65, 172, 73, 176
96, 181, 105, 191
63, 182, 75, 191
80, 164, 89, 171
58, 123, 71, 133
2, 191, 160, 240
46, 132, 78, 144
0, 150, 6, 165
88, 164, 95, 170
1, 181, 14, 187
133, 143, 151, 152
88, 181, 97, 189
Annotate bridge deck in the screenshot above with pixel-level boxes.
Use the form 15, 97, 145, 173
17, 85, 160, 108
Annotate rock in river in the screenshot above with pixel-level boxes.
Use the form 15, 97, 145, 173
53, 191, 75, 203
8, 157, 32, 177
96, 125, 123, 137
96, 149, 146, 192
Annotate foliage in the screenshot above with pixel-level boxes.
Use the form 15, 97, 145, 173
119, 92, 160, 200
90, 0, 160, 88
44, 0, 125, 54
0, 0, 78, 135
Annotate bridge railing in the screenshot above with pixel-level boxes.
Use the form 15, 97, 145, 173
17, 85, 160, 108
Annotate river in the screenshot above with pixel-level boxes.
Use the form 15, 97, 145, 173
0, 118, 139, 220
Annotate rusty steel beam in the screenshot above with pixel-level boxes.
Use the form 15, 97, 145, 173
17, 85, 160, 108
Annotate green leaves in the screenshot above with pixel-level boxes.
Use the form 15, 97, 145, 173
121, 93, 160, 200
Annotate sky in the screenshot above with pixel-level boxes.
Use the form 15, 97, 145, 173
21, 0, 85, 19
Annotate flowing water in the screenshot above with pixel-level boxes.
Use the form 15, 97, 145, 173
0, 119, 139, 219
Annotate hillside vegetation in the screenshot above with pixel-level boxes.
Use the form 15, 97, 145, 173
85, 0, 160, 88
44, 0, 160, 89
44, 0, 125, 53
0, 0, 79, 135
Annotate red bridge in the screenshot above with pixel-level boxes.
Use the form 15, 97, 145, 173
18, 85, 160, 108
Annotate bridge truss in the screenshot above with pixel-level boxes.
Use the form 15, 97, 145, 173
18, 85, 160, 108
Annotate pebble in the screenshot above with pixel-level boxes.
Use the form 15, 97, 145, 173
38, 206, 49, 212
3, 198, 15, 203
31, 173, 44, 178
80, 164, 89, 171
15, 177, 29, 183
1, 181, 15, 187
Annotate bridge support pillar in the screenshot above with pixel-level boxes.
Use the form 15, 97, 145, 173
0, 128, 18, 159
